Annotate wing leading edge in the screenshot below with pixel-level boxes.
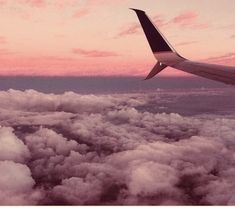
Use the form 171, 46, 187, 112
131, 8, 235, 85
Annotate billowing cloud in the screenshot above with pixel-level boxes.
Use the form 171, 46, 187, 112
0, 126, 43, 204
0, 89, 234, 205
0, 161, 43, 205
72, 48, 119, 58
0, 127, 30, 163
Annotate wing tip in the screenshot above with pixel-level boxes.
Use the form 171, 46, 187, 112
129, 8, 145, 14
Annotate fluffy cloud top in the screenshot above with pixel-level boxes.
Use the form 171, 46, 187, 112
0, 161, 42, 205
0, 89, 234, 205
0, 127, 30, 162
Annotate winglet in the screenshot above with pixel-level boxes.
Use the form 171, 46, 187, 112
130, 8, 174, 53
131, 8, 184, 79
129, 8, 145, 13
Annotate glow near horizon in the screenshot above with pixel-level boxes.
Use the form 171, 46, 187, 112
0, 0, 235, 76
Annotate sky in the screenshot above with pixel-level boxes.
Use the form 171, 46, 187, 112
0, 0, 235, 76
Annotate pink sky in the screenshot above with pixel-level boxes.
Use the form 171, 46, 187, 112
0, 0, 235, 76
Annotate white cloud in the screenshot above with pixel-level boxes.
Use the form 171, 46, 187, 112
0, 89, 234, 205
51, 177, 103, 204
0, 161, 43, 205
0, 127, 30, 162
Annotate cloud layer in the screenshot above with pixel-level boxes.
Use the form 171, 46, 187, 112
119, 10, 209, 38
0, 89, 234, 205
72, 48, 119, 58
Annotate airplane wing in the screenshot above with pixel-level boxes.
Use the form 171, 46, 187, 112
131, 8, 235, 85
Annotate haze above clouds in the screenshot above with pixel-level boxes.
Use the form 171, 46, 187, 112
0, 88, 235, 205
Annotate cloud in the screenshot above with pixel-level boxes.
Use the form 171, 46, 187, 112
176, 41, 197, 46
0, 161, 43, 205
0, 48, 13, 56
0, 36, 6, 44
118, 10, 207, 38
0, 0, 7, 6
0, 126, 43, 204
190, 23, 210, 29
72, 48, 119, 58
118, 15, 166, 37
171, 11, 210, 30
73, 9, 89, 19
71, 0, 106, 18
204, 53, 235, 65
172, 11, 198, 24
51, 177, 103, 204
17, 0, 45, 7
205, 53, 235, 61
118, 23, 140, 37
0, 89, 234, 205
0, 127, 30, 163
72, 0, 130, 19
0, 0, 77, 8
